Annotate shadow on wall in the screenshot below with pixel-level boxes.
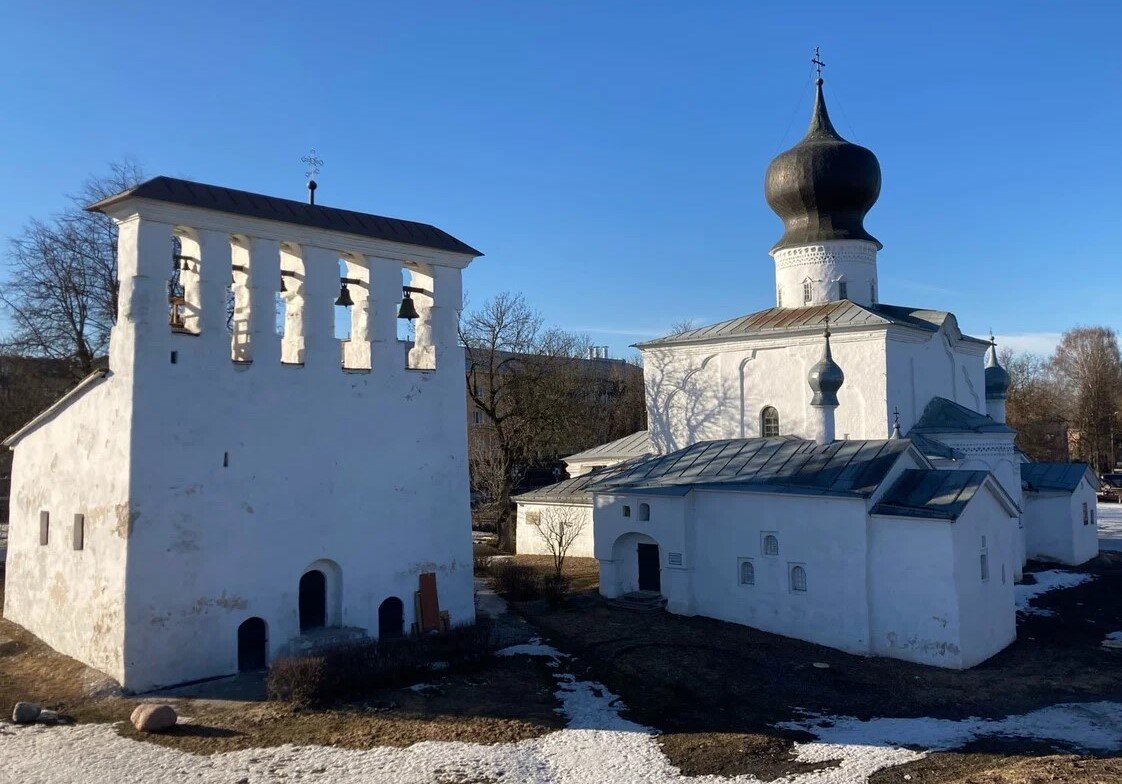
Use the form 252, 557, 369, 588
644, 351, 735, 452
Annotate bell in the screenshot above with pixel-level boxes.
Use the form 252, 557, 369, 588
335, 282, 353, 308
397, 292, 420, 321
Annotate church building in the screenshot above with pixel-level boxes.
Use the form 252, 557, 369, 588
517, 75, 1097, 668
3, 177, 481, 691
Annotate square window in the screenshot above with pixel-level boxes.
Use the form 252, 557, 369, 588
525, 510, 540, 526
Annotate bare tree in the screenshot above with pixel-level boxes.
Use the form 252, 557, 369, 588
527, 506, 588, 580
462, 292, 645, 551
1002, 349, 1068, 462
1048, 326, 1122, 472
0, 160, 144, 378
668, 318, 696, 336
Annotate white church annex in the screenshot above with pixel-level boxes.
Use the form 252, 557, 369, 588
517, 76, 1098, 668
2, 177, 481, 692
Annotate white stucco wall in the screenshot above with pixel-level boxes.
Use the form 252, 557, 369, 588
595, 489, 874, 656
3, 375, 132, 684
644, 330, 889, 453
867, 482, 1016, 670
514, 501, 595, 558
772, 240, 879, 308
5, 209, 478, 692
948, 488, 1017, 667
1023, 479, 1099, 565
886, 331, 989, 433
689, 491, 873, 655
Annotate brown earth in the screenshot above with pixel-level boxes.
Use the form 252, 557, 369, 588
0, 574, 562, 755
4, 553, 1122, 783
519, 553, 1122, 782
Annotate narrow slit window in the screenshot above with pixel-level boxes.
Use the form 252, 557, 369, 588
838, 280, 848, 300
72, 514, 85, 551
803, 279, 812, 305
1083, 502, 1089, 525
39, 511, 50, 546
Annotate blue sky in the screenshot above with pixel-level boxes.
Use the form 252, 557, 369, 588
2, 1, 1119, 359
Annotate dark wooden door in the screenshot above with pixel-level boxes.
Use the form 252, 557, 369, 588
299, 570, 326, 631
637, 543, 661, 592
379, 597, 404, 638
238, 617, 267, 671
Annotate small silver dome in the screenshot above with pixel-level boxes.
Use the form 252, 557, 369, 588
984, 338, 1010, 400
809, 325, 844, 407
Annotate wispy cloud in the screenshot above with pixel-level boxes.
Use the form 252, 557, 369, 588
995, 332, 1062, 356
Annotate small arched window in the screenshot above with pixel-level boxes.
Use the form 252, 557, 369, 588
623, 505, 631, 518
638, 503, 650, 522
739, 560, 755, 585
763, 534, 779, 556
790, 565, 807, 592
803, 279, 812, 305
761, 406, 780, 438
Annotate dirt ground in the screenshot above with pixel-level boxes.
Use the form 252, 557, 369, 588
0, 574, 563, 755
4, 554, 1122, 782
522, 553, 1122, 782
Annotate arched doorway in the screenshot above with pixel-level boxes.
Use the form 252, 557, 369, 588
238, 617, 268, 671
610, 532, 662, 595
379, 596, 404, 639
299, 570, 326, 631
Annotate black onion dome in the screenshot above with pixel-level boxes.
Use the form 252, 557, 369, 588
985, 341, 1009, 400
809, 327, 844, 407
765, 79, 882, 253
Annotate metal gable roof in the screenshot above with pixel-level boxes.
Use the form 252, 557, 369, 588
585, 436, 912, 498
88, 176, 482, 257
909, 397, 1014, 435
635, 300, 988, 349
871, 469, 991, 520
1021, 462, 1098, 493
564, 431, 652, 463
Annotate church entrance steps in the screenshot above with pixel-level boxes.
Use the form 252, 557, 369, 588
610, 590, 667, 613
280, 626, 368, 658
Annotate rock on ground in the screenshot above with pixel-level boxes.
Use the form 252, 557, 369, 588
11, 701, 41, 723
130, 703, 177, 732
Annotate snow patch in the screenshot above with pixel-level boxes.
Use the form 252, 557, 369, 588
1015, 570, 1093, 616
1098, 502, 1122, 552
3, 642, 1121, 783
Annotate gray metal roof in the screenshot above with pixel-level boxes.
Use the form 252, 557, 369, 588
871, 469, 990, 520
586, 436, 912, 498
909, 397, 1014, 435
565, 431, 652, 463
88, 176, 482, 257
906, 432, 962, 460
514, 457, 648, 505
1021, 462, 1098, 493
638, 300, 988, 349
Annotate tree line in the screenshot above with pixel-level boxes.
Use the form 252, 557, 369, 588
1004, 326, 1122, 472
